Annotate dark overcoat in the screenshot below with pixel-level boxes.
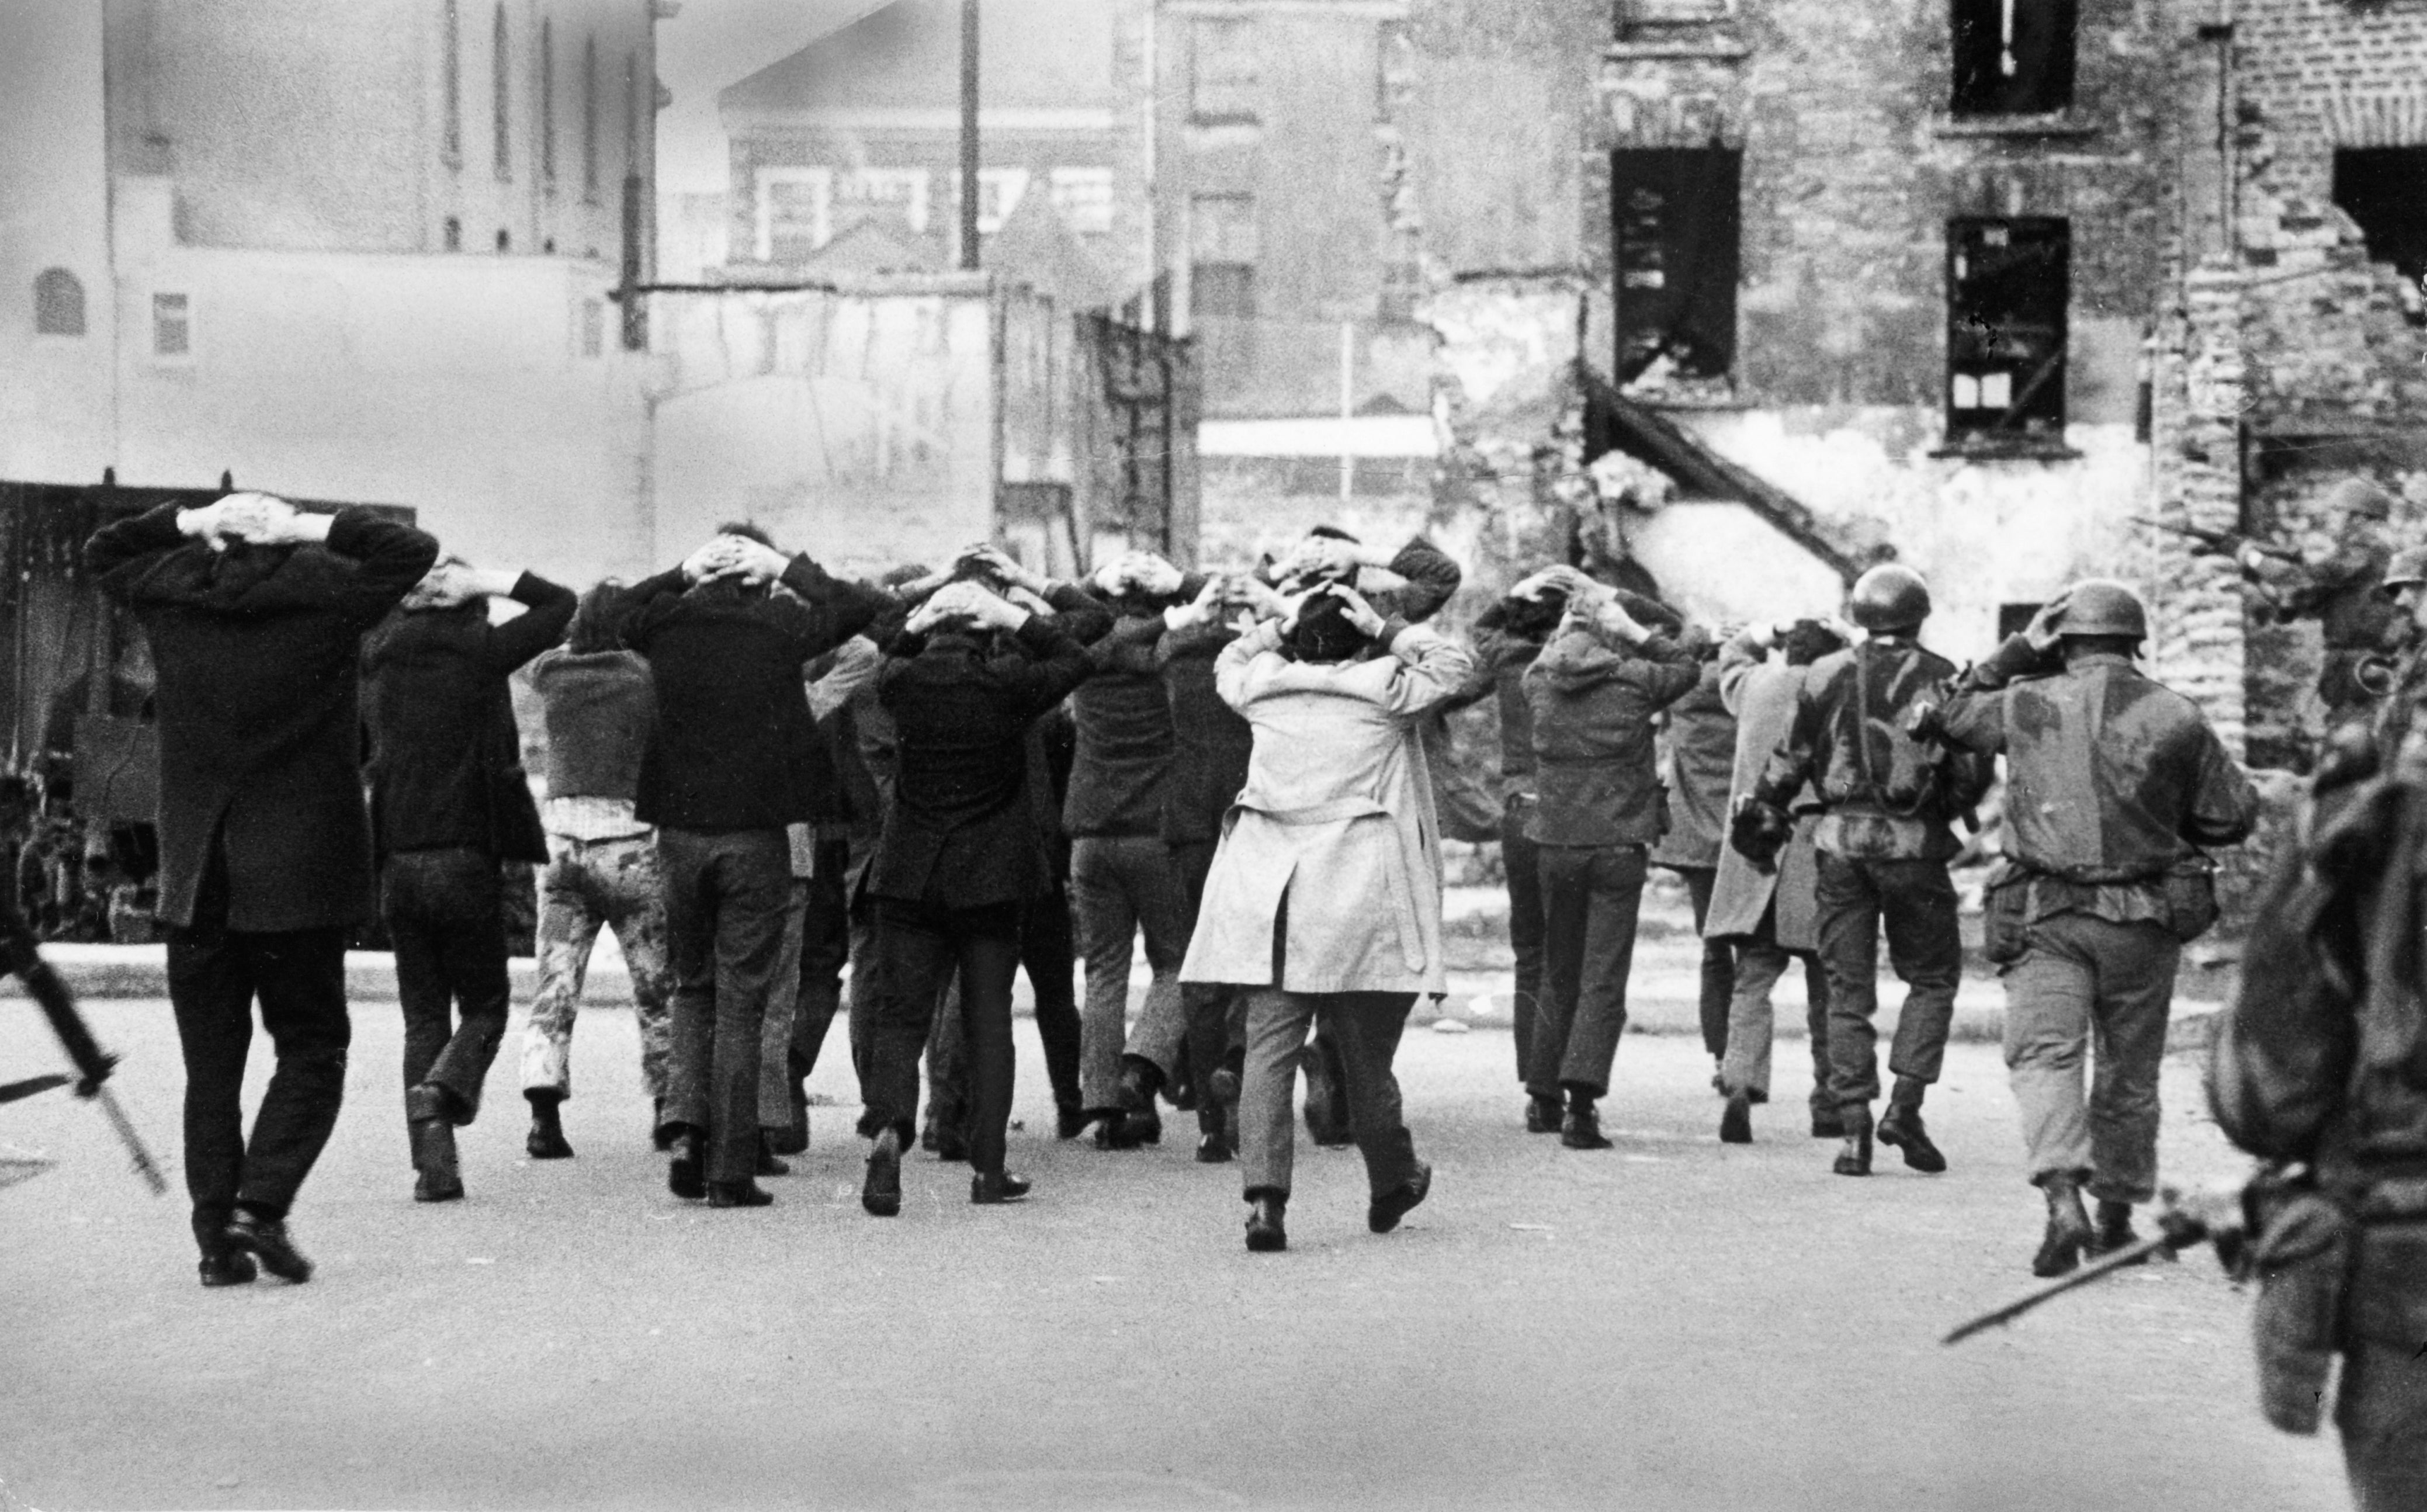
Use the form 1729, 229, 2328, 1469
87, 504, 439, 931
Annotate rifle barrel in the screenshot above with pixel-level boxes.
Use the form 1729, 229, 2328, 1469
93, 1087, 168, 1196
1941, 1234, 2181, 1345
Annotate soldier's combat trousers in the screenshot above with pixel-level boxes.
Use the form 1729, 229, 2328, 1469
2000, 912, 2179, 1203
519, 831, 674, 1104
1813, 852, 1961, 1112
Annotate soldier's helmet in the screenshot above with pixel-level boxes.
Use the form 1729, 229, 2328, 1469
2057, 579, 2148, 641
1848, 564, 1932, 633
2383, 547, 2427, 596
2323, 476, 2395, 522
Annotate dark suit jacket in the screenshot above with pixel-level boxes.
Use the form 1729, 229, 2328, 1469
624, 556, 891, 833
87, 504, 440, 931
872, 615, 1090, 907
362, 573, 575, 863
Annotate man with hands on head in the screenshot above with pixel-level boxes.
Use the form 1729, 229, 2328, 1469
623, 525, 893, 1208
859, 575, 1092, 1214
363, 550, 576, 1202
1179, 576, 1473, 1252
1513, 564, 1702, 1149
87, 490, 439, 1284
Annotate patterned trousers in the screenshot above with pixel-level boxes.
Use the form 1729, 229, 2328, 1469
518, 832, 675, 1102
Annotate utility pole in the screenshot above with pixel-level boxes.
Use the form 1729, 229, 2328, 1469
959, 0, 980, 271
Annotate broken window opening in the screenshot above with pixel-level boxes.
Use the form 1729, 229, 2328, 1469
1947, 216, 2069, 441
1951, 0, 2076, 117
1610, 147, 1741, 384
2332, 148, 2427, 327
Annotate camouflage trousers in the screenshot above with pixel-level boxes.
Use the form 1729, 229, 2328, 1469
518, 832, 675, 1102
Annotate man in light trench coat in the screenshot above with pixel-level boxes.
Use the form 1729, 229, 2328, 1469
1179, 582, 1475, 1253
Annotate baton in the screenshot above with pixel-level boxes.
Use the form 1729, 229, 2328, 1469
1942, 1230, 2195, 1345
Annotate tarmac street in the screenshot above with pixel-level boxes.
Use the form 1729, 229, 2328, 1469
0, 996, 2350, 1512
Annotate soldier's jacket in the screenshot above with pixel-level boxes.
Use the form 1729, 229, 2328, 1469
2251, 519, 2395, 653
1753, 636, 1989, 862
1937, 636, 2259, 924
2210, 763, 2427, 1355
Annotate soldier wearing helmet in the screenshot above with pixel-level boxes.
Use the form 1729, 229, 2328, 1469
2235, 476, 2400, 729
2360, 546, 2427, 762
1922, 580, 2259, 1278
1737, 563, 1992, 1179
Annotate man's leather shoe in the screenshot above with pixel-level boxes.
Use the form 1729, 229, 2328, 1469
933, 1125, 970, 1163
1525, 1094, 1562, 1134
198, 1251, 258, 1288
1093, 1112, 1145, 1150
1810, 1107, 1844, 1139
225, 1212, 313, 1283
970, 1170, 1031, 1204
667, 1130, 706, 1199
2086, 1198, 2146, 1263
2034, 1179, 2095, 1277
1719, 1090, 1753, 1145
768, 1086, 810, 1156
1561, 1104, 1612, 1151
1833, 1107, 1874, 1176
1876, 1101, 1948, 1174
1122, 1105, 1163, 1147
862, 1128, 903, 1217
1056, 1104, 1093, 1141
707, 1180, 774, 1208
1195, 1131, 1234, 1164
1244, 1192, 1287, 1253
526, 1093, 574, 1161
414, 1169, 466, 1202
1367, 1162, 1431, 1234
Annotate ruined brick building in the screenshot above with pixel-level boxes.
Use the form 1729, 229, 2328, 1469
1389, 0, 2427, 773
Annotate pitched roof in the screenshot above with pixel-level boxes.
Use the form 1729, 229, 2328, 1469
721, 0, 1118, 119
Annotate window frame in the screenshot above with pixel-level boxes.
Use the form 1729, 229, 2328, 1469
1609, 145, 1743, 384
1950, 0, 2079, 119
1188, 16, 1259, 126
754, 167, 834, 261
32, 268, 87, 339
150, 290, 196, 366
1944, 215, 2071, 443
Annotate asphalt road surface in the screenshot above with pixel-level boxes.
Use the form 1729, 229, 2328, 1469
1, 998, 2351, 1512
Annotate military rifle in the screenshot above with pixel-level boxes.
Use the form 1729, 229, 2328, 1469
0, 889, 167, 1195
2129, 518, 2301, 564
1941, 1180, 2276, 1345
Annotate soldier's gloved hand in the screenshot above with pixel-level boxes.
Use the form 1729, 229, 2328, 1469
1728, 795, 1792, 874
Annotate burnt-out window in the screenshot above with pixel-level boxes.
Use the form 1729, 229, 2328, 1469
1610, 147, 1740, 382
1951, 0, 2076, 117
1947, 217, 2068, 440
1190, 18, 1257, 125
2333, 148, 2427, 324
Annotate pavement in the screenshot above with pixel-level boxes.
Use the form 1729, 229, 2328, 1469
0, 995, 2346, 1512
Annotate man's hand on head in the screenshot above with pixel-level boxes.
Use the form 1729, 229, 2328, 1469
720, 536, 791, 585
1329, 584, 1389, 639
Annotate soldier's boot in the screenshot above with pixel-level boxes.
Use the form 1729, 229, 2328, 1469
2032, 1174, 2095, 1277
2086, 1198, 2148, 1264
407, 1085, 464, 1203
1875, 1077, 1947, 1174
1832, 1104, 1874, 1176
525, 1090, 574, 1161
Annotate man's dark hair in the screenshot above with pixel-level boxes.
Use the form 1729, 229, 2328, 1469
1782, 619, 1847, 667
1308, 524, 1361, 545
1502, 591, 1566, 641
1287, 589, 1371, 664
715, 521, 776, 550
567, 580, 629, 654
